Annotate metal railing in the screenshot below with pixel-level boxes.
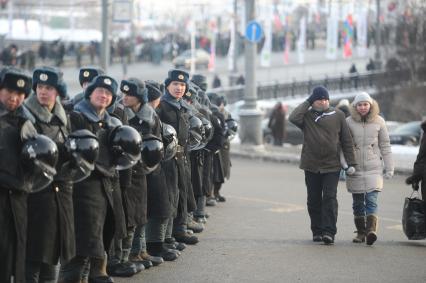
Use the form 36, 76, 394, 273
212, 69, 413, 104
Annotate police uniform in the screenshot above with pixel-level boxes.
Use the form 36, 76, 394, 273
156, 70, 198, 245
0, 67, 35, 283
24, 67, 75, 282
59, 75, 120, 282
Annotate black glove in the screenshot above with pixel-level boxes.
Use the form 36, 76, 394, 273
405, 174, 422, 185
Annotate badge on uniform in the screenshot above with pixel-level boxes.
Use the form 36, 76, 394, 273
178, 74, 184, 80
40, 73, 48, 81
83, 71, 90, 77
17, 79, 25, 88
123, 85, 129, 91
104, 78, 112, 85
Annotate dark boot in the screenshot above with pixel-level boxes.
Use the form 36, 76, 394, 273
214, 184, 226, 202
187, 218, 204, 233
147, 242, 178, 262
366, 215, 378, 246
353, 216, 366, 243
129, 253, 153, 269
106, 261, 139, 277
88, 255, 114, 283
173, 231, 199, 245
164, 237, 186, 251
139, 251, 164, 266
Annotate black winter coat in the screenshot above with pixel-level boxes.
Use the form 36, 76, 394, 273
412, 121, 426, 201
24, 96, 76, 265
69, 106, 119, 257
156, 99, 191, 218
0, 104, 33, 283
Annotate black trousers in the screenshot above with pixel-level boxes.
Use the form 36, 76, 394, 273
304, 170, 340, 237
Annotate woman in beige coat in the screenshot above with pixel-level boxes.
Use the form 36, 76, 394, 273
345, 92, 394, 245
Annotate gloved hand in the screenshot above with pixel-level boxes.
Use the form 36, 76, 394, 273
405, 174, 422, 185
345, 166, 356, 176
384, 171, 394, 180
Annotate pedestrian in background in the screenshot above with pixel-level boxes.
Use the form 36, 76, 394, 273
344, 92, 394, 245
289, 86, 356, 245
268, 102, 287, 146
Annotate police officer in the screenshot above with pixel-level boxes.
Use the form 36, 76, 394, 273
191, 75, 214, 221
156, 69, 198, 245
210, 93, 233, 202
143, 81, 183, 260
71, 67, 105, 107
206, 92, 227, 207
24, 67, 75, 283
58, 75, 122, 283
0, 67, 35, 283
120, 78, 170, 266
182, 83, 208, 232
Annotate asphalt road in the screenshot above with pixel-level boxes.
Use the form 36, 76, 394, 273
115, 157, 426, 283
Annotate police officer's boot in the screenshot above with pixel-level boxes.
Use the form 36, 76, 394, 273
106, 261, 139, 277
146, 242, 178, 262
88, 254, 114, 283
129, 253, 153, 269
353, 216, 366, 243
164, 237, 186, 251
187, 216, 204, 233
139, 251, 164, 266
173, 231, 199, 245
214, 183, 226, 202
366, 215, 378, 246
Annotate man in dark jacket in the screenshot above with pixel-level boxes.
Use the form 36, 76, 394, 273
289, 86, 356, 245
0, 67, 35, 283
24, 67, 75, 283
156, 69, 199, 245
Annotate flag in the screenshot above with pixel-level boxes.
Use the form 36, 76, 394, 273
189, 20, 196, 75
284, 31, 290, 64
297, 16, 306, 64
342, 14, 354, 58
356, 9, 368, 57
260, 7, 273, 67
326, 16, 338, 60
208, 20, 217, 72
228, 18, 235, 72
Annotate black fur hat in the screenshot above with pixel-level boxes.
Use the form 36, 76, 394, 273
32, 67, 67, 98
84, 75, 118, 106
0, 67, 32, 97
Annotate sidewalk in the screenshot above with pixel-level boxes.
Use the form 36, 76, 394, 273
230, 142, 418, 175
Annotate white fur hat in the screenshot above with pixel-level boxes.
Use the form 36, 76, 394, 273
352, 92, 373, 106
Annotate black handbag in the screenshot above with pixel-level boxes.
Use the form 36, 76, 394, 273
402, 183, 426, 240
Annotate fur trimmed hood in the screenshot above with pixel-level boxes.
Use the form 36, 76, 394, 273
349, 99, 380, 123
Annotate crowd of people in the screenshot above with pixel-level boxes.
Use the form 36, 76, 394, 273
0, 64, 237, 283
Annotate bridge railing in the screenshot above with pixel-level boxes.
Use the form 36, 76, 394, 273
211, 69, 413, 104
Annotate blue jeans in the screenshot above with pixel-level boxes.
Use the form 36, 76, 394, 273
352, 191, 379, 217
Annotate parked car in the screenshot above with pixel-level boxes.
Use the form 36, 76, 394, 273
389, 121, 422, 146
262, 118, 303, 145
172, 49, 210, 69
